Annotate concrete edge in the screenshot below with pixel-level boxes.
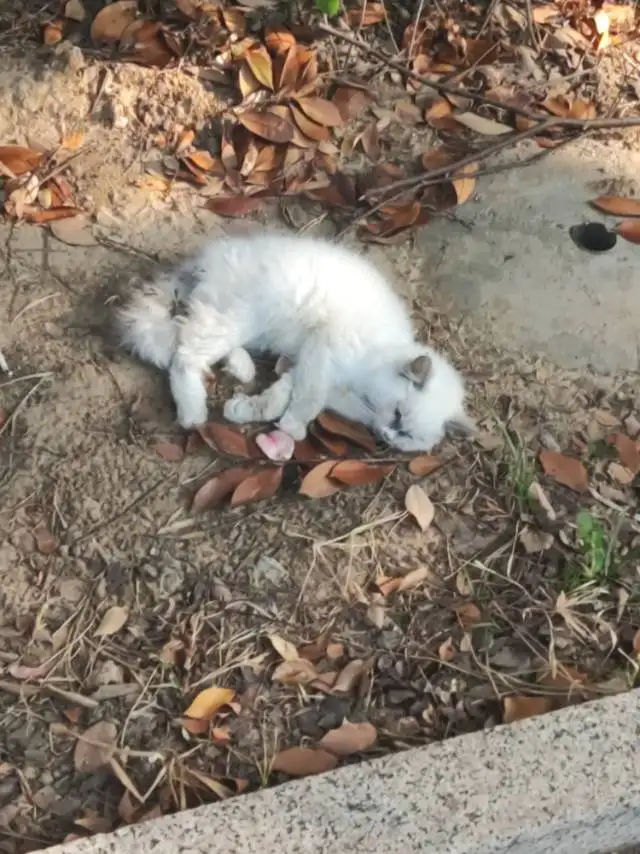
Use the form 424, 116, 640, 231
42, 690, 640, 854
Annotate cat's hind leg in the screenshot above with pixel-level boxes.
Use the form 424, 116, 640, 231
224, 373, 293, 425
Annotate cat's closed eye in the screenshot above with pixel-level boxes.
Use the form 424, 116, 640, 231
391, 406, 411, 438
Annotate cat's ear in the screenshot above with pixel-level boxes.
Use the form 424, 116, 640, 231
401, 354, 431, 388
445, 413, 477, 439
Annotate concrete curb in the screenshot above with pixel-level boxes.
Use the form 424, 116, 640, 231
42, 690, 640, 854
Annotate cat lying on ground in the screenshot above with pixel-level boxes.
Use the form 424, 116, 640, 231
117, 232, 475, 452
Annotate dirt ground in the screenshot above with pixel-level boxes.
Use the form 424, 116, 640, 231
0, 7, 639, 854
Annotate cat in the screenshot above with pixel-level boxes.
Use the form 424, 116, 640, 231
117, 232, 475, 451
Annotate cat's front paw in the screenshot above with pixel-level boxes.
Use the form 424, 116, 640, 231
224, 393, 254, 424
277, 413, 307, 442
177, 402, 208, 430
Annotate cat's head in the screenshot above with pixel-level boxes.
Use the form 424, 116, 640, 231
364, 347, 475, 452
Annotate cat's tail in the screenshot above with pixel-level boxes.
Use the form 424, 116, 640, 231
117, 274, 184, 370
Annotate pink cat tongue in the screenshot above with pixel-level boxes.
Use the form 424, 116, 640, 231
255, 429, 295, 462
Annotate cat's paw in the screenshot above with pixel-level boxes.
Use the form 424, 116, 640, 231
177, 403, 208, 430
224, 393, 254, 424
224, 348, 256, 384
277, 413, 307, 442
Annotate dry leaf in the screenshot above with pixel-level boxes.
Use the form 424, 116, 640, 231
61, 130, 85, 150
590, 195, 640, 217
532, 3, 560, 23
452, 162, 478, 204
425, 98, 453, 124
333, 658, 368, 693
502, 695, 553, 723
23, 206, 83, 224
265, 27, 296, 54
33, 524, 58, 554
65, 0, 86, 21
271, 747, 338, 777
90, 0, 137, 42
49, 215, 97, 246
346, 3, 385, 26
238, 109, 294, 143
633, 628, 640, 659
205, 196, 263, 217
617, 219, 640, 245
316, 411, 377, 452
438, 636, 455, 661
186, 767, 234, 799
198, 422, 251, 457
294, 96, 343, 127
519, 527, 554, 553
319, 721, 377, 756
192, 467, 252, 511
230, 466, 282, 506
245, 46, 274, 90
330, 460, 395, 486
154, 441, 184, 462
408, 454, 442, 476
238, 62, 261, 98
609, 432, 640, 474
360, 121, 381, 161
255, 430, 295, 462
539, 449, 588, 491
332, 86, 373, 122
396, 565, 434, 593
366, 593, 386, 628
299, 461, 342, 498
95, 606, 129, 637
43, 21, 64, 44
455, 602, 482, 628
185, 150, 217, 172
326, 642, 344, 660
569, 98, 596, 120
608, 461, 634, 486
8, 661, 49, 680
74, 721, 117, 772
290, 105, 330, 142
272, 658, 318, 685
184, 686, 235, 720
269, 634, 299, 662
0, 145, 43, 176
452, 112, 511, 135
275, 46, 300, 91
405, 484, 435, 531
176, 716, 210, 736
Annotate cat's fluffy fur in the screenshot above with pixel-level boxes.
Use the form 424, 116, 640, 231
117, 232, 474, 451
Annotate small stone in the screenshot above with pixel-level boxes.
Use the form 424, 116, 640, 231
250, 555, 288, 588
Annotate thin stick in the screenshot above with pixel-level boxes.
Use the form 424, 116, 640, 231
318, 23, 640, 129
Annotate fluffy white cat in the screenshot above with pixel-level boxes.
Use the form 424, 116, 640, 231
117, 232, 474, 451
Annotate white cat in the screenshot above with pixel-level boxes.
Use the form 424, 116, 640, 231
117, 232, 474, 451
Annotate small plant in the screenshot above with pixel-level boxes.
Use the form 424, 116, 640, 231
564, 509, 623, 589
500, 427, 535, 513
315, 0, 340, 15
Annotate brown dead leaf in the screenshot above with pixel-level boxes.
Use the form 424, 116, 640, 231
294, 96, 343, 128
405, 484, 435, 531
378, 565, 433, 596
290, 105, 330, 142
609, 431, 640, 473
424, 98, 453, 125
205, 196, 263, 217
185, 150, 217, 172
316, 411, 377, 452
269, 634, 300, 662
539, 449, 588, 491
61, 130, 85, 150
347, 3, 385, 26
238, 62, 261, 98
49, 215, 96, 246
332, 86, 373, 122
33, 524, 58, 554
271, 747, 338, 777
319, 721, 377, 756
90, 0, 137, 42
176, 716, 210, 736
65, 0, 85, 21
408, 454, 442, 476
330, 460, 395, 486
455, 602, 482, 628
591, 195, 640, 217
326, 642, 344, 660
608, 461, 634, 485
74, 721, 118, 772
184, 686, 235, 720
8, 661, 49, 680
360, 121, 381, 161
452, 112, 511, 135
541, 95, 571, 117
532, 3, 560, 23
272, 658, 318, 685
366, 593, 386, 628
265, 27, 296, 54
198, 422, 251, 457
154, 441, 185, 462
438, 636, 455, 661
452, 162, 478, 204
192, 467, 252, 511
238, 109, 294, 143
332, 658, 368, 693
569, 98, 596, 120
44, 20, 65, 44
221, 7, 245, 35
95, 606, 129, 637
299, 461, 343, 498
502, 695, 553, 723
633, 628, 640, 658
230, 466, 282, 506
0, 144, 43, 176
245, 46, 274, 90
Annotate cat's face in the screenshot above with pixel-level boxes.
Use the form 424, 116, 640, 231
364, 350, 475, 452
